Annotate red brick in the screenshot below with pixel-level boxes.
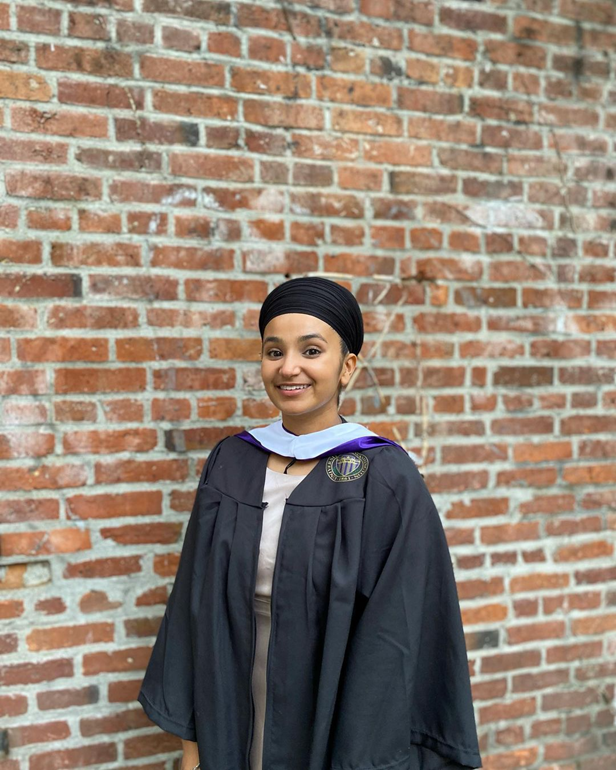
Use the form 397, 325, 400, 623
484, 39, 547, 69
231, 67, 310, 97
0, 599, 24, 619
47, 305, 139, 329
244, 100, 324, 129
64, 556, 142, 580
66, 490, 162, 520
110, 179, 197, 206
115, 117, 199, 147
35, 597, 67, 616
0, 694, 28, 718
0, 204, 18, 228
162, 25, 200, 51
331, 106, 402, 135
479, 697, 536, 724
324, 18, 403, 50
170, 152, 254, 181
152, 88, 237, 120
101, 522, 182, 545
0, 238, 42, 265
117, 19, 154, 44
0, 633, 17, 653
0, 137, 68, 166
291, 41, 325, 69
0, 430, 54, 458
0, 463, 87, 491
538, 103, 599, 128
17, 5, 62, 34
51, 241, 141, 268
55, 367, 147, 394
79, 591, 122, 614
78, 210, 122, 233
140, 54, 224, 86
27, 208, 72, 231
81, 707, 150, 737
555, 539, 613, 562
360, 0, 433, 23
440, 6, 507, 33
248, 33, 286, 63
0, 529, 91, 557
127, 211, 168, 235
0, 39, 29, 64
291, 191, 364, 219
37, 44, 132, 77
30, 744, 117, 770
58, 79, 144, 110
390, 170, 456, 195
107, 681, 142, 706
0, 659, 73, 686
330, 46, 365, 74
208, 30, 240, 56
88, 274, 178, 301
399, 87, 463, 114
82, 646, 151, 675
27, 623, 113, 651
38, 686, 99, 711
68, 12, 109, 40
152, 367, 236, 393
124, 731, 182, 759
63, 428, 156, 455
78, 146, 162, 171
11, 106, 108, 138
363, 138, 429, 166
236, 4, 299, 32
514, 15, 577, 45
507, 621, 566, 645
143, 0, 230, 22
0, 68, 52, 101
153, 553, 180, 578
94, 458, 188, 485
316, 75, 392, 107
408, 29, 478, 61
6, 170, 101, 201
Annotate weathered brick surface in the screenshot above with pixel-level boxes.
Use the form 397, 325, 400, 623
0, 0, 615, 767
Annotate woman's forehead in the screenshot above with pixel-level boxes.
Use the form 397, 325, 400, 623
262, 313, 338, 340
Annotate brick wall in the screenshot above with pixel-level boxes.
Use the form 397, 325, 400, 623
1, 0, 615, 767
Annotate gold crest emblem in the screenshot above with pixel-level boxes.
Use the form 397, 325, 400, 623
326, 452, 369, 482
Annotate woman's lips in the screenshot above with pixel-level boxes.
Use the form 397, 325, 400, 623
277, 384, 311, 396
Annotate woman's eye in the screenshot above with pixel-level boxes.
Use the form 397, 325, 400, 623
265, 348, 321, 358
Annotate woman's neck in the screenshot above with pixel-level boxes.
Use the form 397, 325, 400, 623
281, 410, 343, 436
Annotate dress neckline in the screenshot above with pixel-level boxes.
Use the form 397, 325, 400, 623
265, 466, 309, 479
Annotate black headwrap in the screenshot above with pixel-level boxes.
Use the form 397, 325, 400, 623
258, 277, 364, 355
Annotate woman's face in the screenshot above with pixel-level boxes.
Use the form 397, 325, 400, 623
261, 313, 356, 420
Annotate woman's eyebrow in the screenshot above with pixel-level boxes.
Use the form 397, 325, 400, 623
263, 333, 327, 344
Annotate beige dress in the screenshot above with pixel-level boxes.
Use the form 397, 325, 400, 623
250, 467, 306, 770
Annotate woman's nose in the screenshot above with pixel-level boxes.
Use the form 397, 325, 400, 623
278, 353, 302, 375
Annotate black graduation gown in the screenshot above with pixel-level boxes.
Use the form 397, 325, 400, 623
138, 435, 483, 770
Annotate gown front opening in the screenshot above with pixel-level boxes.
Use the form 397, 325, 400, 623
250, 466, 306, 770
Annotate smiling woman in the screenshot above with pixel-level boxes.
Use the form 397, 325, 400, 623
260, 316, 355, 436
138, 277, 482, 770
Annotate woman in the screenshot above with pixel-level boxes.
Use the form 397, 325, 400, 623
138, 277, 482, 770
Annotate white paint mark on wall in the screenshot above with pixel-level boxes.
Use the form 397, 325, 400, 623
465, 202, 545, 229
254, 188, 285, 213
160, 187, 197, 206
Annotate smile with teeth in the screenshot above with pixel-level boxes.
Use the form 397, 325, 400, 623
278, 384, 311, 391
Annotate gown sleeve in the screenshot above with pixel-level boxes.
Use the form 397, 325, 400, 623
137, 437, 227, 741
362, 451, 483, 769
